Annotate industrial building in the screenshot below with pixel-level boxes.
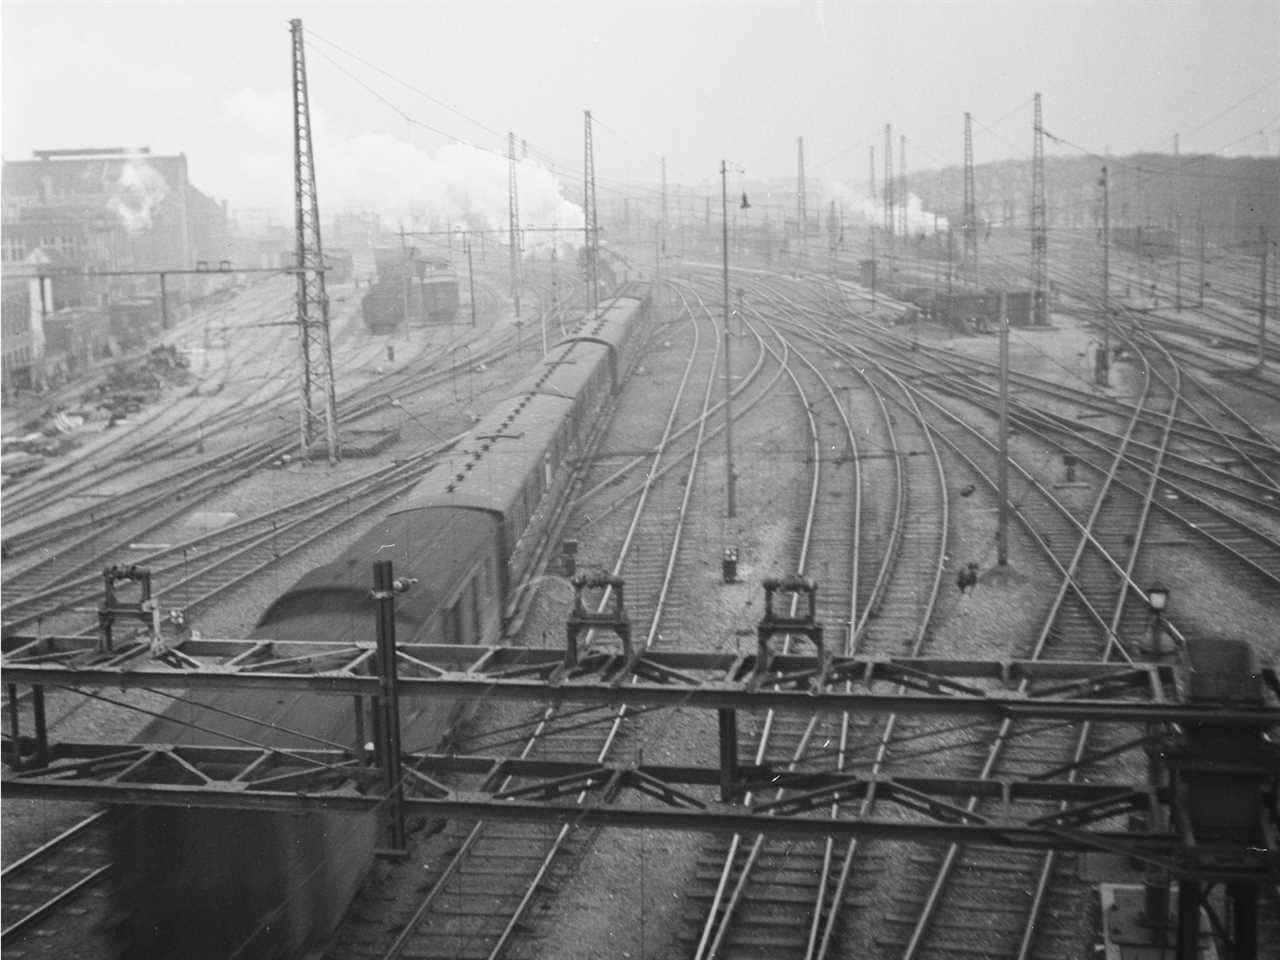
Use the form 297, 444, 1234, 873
1, 147, 228, 394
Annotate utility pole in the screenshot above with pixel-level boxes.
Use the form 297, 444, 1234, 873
828, 200, 838, 275
997, 290, 1009, 567
868, 145, 877, 308
721, 160, 737, 519
550, 221, 559, 317
465, 235, 476, 325
508, 131, 521, 317
1174, 133, 1182, 312
660, 155, 668, 277
583, 110, 599, 314
1031, 92, 1049, 324
884, 125, 894, 261
289, 19, 339, 464
1198, 221, 1206, 308
1100, 165, 1111, 386
870, 222, 877, 311
963, 112, 977, 280
899, 133, 908, 252
1260, 227, 1269, 369
868, 144, 876, 213
797, 137, 807, 263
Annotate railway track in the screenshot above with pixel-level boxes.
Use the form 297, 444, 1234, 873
4, 259, 1276, 959
1, 300, 579, 633
325, 282, 765, 959
1, 811, 114, 948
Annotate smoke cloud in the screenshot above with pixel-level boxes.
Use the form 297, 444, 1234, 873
208, 88, 584, 252
816, 180, 949, 236
109, 157, 170, 235
859, 193, 950, 235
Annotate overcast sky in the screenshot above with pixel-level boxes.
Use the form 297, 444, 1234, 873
3, 0, 1277, 223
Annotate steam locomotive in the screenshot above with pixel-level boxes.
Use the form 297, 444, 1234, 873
110, 290, 651, 958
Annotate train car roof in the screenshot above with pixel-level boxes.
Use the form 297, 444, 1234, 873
500, 336, 611, 403
254, 508, 498, 638
553, 296, 643, 353
559, 295, 645, 341
392, 392, 574, 517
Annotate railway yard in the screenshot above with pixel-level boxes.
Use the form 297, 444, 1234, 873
2, 215, 1278, 960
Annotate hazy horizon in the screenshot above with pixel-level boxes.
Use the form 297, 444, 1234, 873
3, 1, 1276, 224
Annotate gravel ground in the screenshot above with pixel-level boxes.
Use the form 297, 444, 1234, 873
4, 273, 1276, 958
523, 292, 1279, 959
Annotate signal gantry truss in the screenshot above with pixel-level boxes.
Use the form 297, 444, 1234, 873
4, 629, 1277, 888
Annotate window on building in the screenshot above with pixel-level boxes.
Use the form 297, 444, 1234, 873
1, 236, 25, 262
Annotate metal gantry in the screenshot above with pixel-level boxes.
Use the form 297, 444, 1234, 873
289, 18, 339, 464
4, 571, 1277, 959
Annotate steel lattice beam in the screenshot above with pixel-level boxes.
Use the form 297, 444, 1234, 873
5, 635, 1280, 726
3, 741, 1275, 882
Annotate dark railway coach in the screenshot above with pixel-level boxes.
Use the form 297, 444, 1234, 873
362, 248, 460, 331
109, 291, 651, 959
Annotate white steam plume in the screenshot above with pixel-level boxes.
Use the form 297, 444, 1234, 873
109, 157, 170, 235
210, 88, 584, 252
860, 193, 949, 235
814, 180, 949, 236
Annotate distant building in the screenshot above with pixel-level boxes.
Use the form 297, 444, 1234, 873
1, 147, 228, 394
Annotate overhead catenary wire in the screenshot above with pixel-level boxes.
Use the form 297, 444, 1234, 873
303, 32, 671, 220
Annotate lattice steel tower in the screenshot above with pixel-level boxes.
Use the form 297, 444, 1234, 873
583, 110, 599, 314
290, 19, 339, 463
963, 112, 978, 276
508, 131, 521, 317
1031, 93, 1048, 324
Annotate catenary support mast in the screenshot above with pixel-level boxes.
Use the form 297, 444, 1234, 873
508, 131, 521, 317
797, 137, 807, 241
963, 112, 978, 278
884, 125, 894, 245
290, 18, 339, 464
899, 133, 908, 247
583, 110, 599, 314
1032, 93, 1049, 324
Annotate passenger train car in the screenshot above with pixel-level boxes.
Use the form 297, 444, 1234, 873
111, 291, 651, 959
